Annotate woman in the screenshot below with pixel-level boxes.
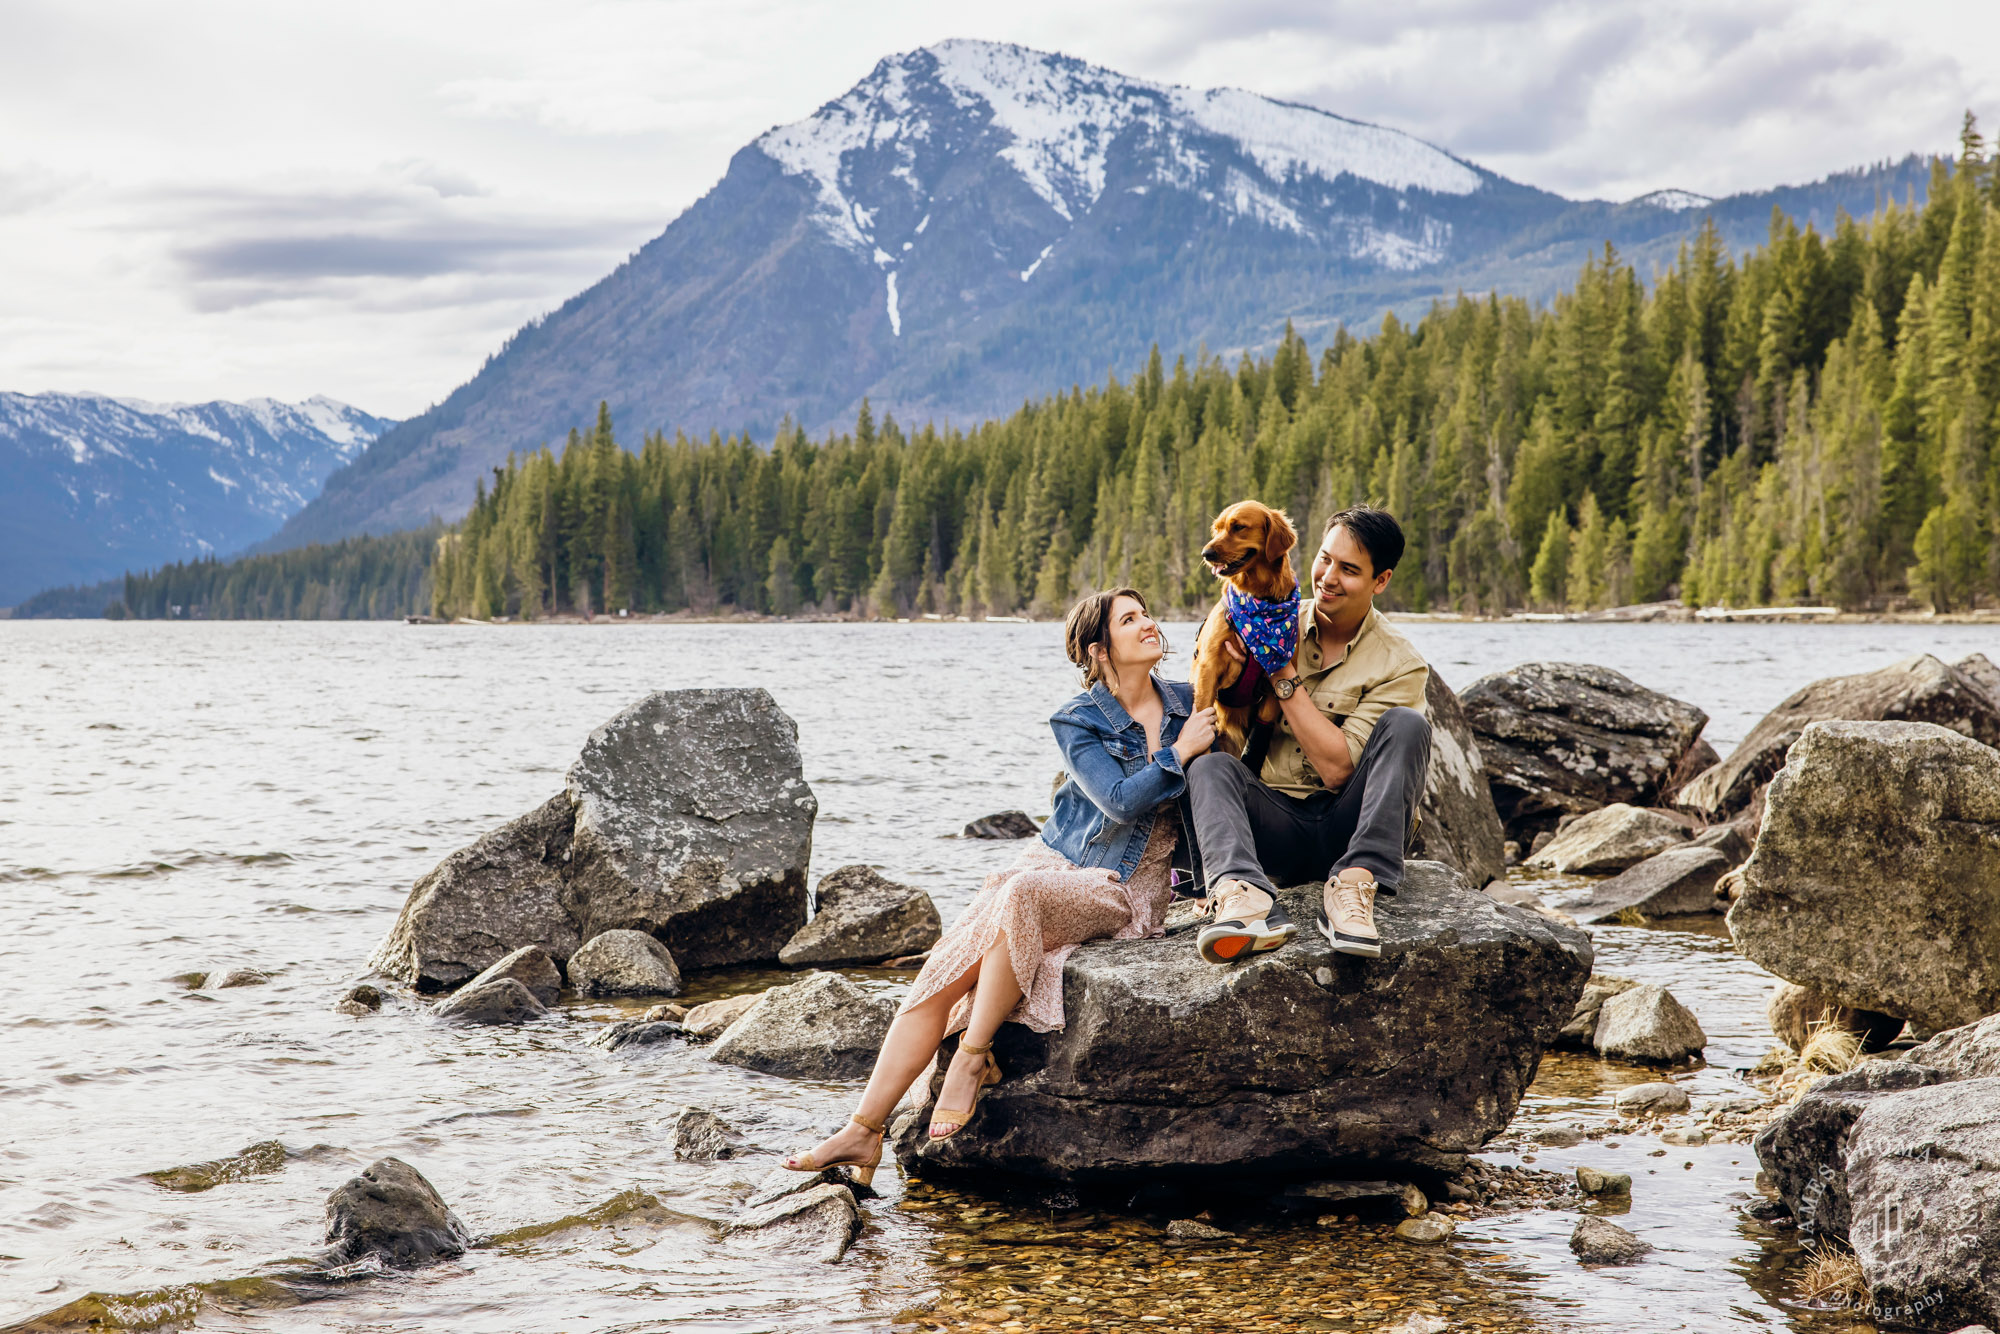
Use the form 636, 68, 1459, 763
783, 588, 1217, 1184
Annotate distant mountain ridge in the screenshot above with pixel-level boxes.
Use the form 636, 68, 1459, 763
255, 39, 1932, 547
0, 391, 391, 604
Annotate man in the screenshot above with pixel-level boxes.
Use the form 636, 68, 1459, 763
1189, 504, 1431, 962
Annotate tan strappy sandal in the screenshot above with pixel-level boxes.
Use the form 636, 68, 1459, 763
928, 1038, 1002, 1140
783, 1110, 885, 1186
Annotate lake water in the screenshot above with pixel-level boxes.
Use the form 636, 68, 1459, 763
3, 618, 1996, 1333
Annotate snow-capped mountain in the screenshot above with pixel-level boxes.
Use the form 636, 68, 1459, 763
0, 391, 391, 604
268, 39, 1933, 548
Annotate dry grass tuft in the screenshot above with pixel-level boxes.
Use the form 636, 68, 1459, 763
1612, 905, 1650, 927
1780, 1024, 1867, 1102
1793, 1240, 1867, 1307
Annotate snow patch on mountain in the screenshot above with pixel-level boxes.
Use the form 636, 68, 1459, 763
756, 39, 1484, 262
1631, 188, 1715, 212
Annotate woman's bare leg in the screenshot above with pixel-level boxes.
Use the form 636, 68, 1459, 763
928, 928, 1022, 1136
786, 960, 980, 1169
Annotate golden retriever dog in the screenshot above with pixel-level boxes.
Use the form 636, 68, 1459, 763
1191, 501, 1299, 757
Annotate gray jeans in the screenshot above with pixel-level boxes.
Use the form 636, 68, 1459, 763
1187, 706, 1432, 895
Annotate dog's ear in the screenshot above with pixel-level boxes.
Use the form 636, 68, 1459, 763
1263, 508, 1297, 567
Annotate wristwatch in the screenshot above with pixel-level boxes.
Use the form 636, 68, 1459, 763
1272, 674, 1299, 701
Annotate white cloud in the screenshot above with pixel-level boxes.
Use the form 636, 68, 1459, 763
0, 0, 1994, 417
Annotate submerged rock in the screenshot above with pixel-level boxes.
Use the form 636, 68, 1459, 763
460, 944, 563, 1005
322, 1157, 471, 1268
1766, 982, 1904, 1053
566, 930, 683, 998
334, 983, 384, 1016
1394, 1215, 1457, 1243
1460, 662, 1710, 840
1681, 653, 2000, 821
707, 973, 896, 1080
370, 690, 817, 989
1613, 1082, 1690, 1115
963, 810, 1039, 839
143, 1140, 287, 1192
435, 976, 547, 1025
667, 1107, 744, 1162
590, 1018, 682, 1052
1592, 984, 1705, 1063
779, 865, 941, 968
895, 861, 1591, 1182
1572, 845, 1730, 922
1524, 804, 1689, 874
727, 1181, 861, 1263
1411, 668, 1508, 888
1570, 1215, 1650, 1264
1728, 720, 2000, 1032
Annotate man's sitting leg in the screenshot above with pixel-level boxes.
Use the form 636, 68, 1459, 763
1186, 751, 1299, 965
1319, 706, 1433, 957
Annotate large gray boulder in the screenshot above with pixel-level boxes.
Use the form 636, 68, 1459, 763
370, 794, 580, 991
1728, 721, 2000, 1032
1459, 662, 1710, 840
726, 1181, 861, 1264
322, 1158, 471, 1268
560, 690, 816, 969
894, 861, 1591, 1182
1410, 669, 1508, 888
1682, 654, 2000, 821
567, 929, 683, 997
779, 866, 941, 968
1571, 845, 1730, 922
370, 690, 817, 988
1524, 803, 1689, 875
1755, 1014, 2000, 1331
707, 972, 897, 1080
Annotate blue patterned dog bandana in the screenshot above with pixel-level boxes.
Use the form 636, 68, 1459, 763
1223, 584, 1300, 677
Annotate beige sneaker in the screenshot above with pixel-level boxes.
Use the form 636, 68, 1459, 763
1321, 871, 1381, 958
1196, 878, 1297, 965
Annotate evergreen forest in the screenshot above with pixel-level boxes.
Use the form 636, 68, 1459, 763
103, 122, 2000, 622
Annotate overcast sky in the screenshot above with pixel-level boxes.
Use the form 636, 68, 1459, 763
4, 0, 1996, 418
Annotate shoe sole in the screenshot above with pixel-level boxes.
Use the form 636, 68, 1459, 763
1317, 913, 1382, 958
1198, 919, 1298, 965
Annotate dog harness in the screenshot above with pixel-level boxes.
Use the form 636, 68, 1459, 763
1223, 584, 1301, 677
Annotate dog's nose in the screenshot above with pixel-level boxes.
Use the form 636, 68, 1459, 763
1200, 546, 1221, 562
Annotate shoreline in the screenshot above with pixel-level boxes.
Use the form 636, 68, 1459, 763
408, 606, 2000, 628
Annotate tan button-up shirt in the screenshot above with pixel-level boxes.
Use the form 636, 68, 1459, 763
1260, 603, 1429, 798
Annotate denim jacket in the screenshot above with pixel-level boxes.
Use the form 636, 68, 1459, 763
1042, 676, 1196, 883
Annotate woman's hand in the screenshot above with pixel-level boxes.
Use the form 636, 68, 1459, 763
1173, 707, 1218, 764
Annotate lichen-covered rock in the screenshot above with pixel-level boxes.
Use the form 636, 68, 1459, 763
1682, 654, 2000, 821
369, 794, 579, 991
1728, 721, 2000, 1032
1411, 668, 1508, 888
371, 690, 817, 988
435, 976, 547, 1025
895, 861, 1591, 1182
707, 972, 896, 1080
1460, 662, 1710, 840
1524, 803, 1689, 874
567, 929, 683, 997
322, 1157, 471, 1268
461, 944, 563, 1005
778, 865, 941, 967
1592, 983, 1705, 1063
1766, 982, 1904, 1053
1572, 845, 1731, 922
562, 689, 816, 970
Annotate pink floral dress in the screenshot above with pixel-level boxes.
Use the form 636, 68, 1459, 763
900, 816, 1177, 1034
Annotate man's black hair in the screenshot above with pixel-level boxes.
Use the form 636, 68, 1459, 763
1323, 505, 1405, 575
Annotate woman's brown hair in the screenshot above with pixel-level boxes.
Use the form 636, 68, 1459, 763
1063, 587, 1167, 686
